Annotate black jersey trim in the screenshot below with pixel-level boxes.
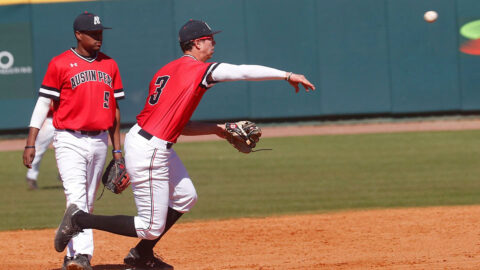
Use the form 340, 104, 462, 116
40, 84, 60, 92
207, 63, 221, 84
70, 48, 97, 63
39, 92, 60, 101
113, 88, 125, 100
200, 63, 220, 89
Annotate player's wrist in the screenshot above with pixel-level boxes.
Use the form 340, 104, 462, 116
285, 72, 293, 81
216, 123, 226, 138
112, 150, 123, 158
25, 145, 35, 149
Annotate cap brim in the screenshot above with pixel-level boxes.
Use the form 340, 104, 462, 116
211, 30, 221, 35
74, 26, 112, 31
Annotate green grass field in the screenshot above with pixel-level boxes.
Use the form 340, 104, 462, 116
2, 130, 480, 231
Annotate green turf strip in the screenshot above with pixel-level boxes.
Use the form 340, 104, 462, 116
2, 130, 480, 231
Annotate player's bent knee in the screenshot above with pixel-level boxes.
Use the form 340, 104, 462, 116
142, 229, 162, 240
134, 216, 165, 239
177, 191, 198, 213
138, 224, 164, 240
170, 190, 198, 213
186, 192, 198, 209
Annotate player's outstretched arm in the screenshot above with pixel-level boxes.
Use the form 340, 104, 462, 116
210, 63, 315, 93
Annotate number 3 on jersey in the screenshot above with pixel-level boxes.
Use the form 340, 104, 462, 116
148, 75, 170, 105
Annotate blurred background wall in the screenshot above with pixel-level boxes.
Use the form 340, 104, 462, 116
1, 0, 479, 131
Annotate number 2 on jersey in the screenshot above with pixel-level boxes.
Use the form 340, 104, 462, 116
148, 75, 170, 105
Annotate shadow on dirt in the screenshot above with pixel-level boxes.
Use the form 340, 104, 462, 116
51, 264, 129, 270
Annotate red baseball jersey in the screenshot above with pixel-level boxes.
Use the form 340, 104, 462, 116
39, 48, 124, 131
136, 56, 219, 143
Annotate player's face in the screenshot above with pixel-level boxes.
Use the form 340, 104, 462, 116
196, 36, 216, 60
76, 30, 103, 52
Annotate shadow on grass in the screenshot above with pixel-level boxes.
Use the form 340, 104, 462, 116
39, 185, 63, 190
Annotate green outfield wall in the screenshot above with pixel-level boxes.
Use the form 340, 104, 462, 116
0, 0, 479, 130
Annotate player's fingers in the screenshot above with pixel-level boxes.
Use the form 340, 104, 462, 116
288, 81, 300, 93
289, 74, 315, 92
303, 79, 315, 91
302, 82, 315, 91
296, 75, 315, 91
23, 153, 27, 167
23, 150, 32, 168
23, 157, 32, 168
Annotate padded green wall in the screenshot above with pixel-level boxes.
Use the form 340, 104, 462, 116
0, 0, 478, 130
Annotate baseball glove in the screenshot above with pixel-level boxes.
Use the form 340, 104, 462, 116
102, 157, 130, 194
225, 121, 262, 154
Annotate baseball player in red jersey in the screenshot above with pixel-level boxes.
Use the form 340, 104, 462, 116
22, 12, 125, 270
54, 19, 314, 270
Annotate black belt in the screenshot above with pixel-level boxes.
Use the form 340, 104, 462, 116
66, 129, 103, 136
138, 128, 173, 149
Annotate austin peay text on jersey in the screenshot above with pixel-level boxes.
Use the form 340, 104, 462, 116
70, 70, 113, 89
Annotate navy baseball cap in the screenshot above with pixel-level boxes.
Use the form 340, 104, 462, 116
179, 20, 221, 43
73, 12, 111, 31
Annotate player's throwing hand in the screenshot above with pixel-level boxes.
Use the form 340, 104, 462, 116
286, 72, 315, 93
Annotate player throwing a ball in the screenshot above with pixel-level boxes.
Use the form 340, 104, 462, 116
53, 19, 314, 270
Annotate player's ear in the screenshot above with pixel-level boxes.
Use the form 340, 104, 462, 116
74, 31, 82, 41
193, 39, 202, 50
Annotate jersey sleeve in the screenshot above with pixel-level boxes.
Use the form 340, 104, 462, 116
200, 62, 220, 89
112, 61, 125, 100
211, 63, 287, 82
39, 59, 61, 101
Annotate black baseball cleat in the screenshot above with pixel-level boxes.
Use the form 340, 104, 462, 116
124, 248, 174, 270
54, 204, 83, 252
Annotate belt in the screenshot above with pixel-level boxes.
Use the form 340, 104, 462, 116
138, 128, 173, 149
66, 129, 103, 136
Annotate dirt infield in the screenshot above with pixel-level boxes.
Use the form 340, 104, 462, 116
4, 118, 480, 269
3, 206, 480, 269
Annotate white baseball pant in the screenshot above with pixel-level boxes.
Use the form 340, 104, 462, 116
124, 124, 197, 240
26, 117, 55, 181
53, 129, 108, 258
